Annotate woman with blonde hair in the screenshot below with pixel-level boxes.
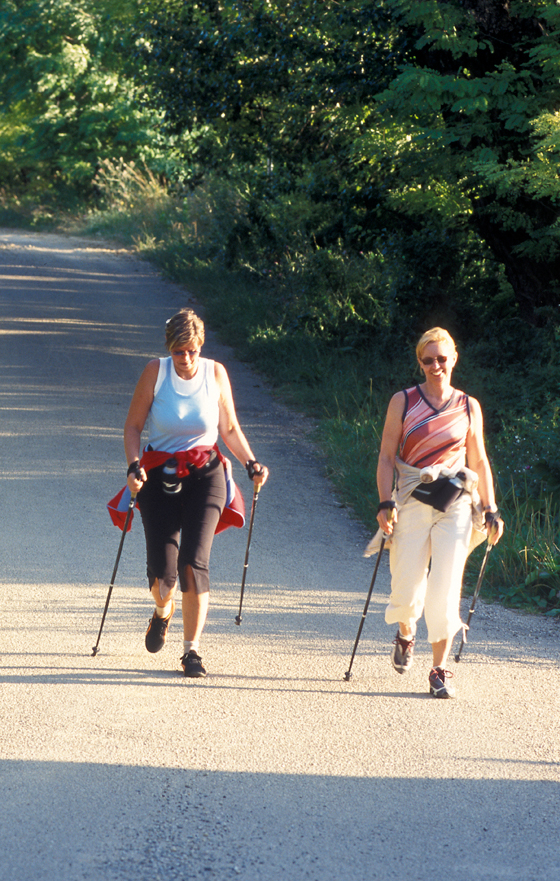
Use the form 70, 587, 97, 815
375, 327, 503, 697
124, 308, 268, 677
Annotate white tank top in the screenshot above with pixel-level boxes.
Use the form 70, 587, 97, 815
145, 357, 220, 453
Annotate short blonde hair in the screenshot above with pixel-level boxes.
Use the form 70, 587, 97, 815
416, 327, 456, 360
165, 308, 205, 352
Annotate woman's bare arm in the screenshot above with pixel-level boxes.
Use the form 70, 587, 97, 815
124, 359, 159, 491
376, 392, 405, 534
465, 397, 503, 544
215, 362, 268, 488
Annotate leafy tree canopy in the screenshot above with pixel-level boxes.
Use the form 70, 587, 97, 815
0, 0, 158, 190
133, 1, 560, 326
367, 0, 560, 325
2, 0, 559, 334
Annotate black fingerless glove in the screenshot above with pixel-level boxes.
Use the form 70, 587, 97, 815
127, 460, 142, 479
245, 460, 263, 481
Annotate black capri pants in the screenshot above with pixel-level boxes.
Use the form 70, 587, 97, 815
137, 457, 227, 596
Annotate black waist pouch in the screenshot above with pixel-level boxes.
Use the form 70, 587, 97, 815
410, 474, 465, 513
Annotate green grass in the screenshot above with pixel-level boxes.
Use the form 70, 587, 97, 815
477, 486, 560, 614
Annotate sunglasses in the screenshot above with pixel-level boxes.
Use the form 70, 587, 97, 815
171, 349, 199, 358
420, 355, 448, 366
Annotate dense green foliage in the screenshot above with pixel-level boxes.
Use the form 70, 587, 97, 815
1, 0, 559, 612
132, 0, 560, 324
377, 0, 560, 328
0, 0, 157, 197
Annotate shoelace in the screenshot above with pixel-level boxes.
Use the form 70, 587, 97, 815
430, 667, 453, 682
393, 635, 415, 649
183, 653, 203, 666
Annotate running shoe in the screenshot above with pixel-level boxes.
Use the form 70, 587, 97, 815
145, 600, 175, 653
429, 666, 456, 699
181, 650, 207, 678
391, 630, 415, 673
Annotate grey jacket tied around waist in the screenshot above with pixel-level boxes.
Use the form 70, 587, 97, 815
364, 458, 486, 558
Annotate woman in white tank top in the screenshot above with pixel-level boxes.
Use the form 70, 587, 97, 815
123, 309, 268, 677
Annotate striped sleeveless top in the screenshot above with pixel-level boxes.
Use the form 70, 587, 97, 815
399, 385, 471, 469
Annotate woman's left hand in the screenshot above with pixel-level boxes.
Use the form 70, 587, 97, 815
250, 463, 269, 491
486, 513, 504, 545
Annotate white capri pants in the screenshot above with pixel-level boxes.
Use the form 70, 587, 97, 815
385, 493, 472, 643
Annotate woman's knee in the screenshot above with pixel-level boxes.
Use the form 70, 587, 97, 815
151, 574, 177, 603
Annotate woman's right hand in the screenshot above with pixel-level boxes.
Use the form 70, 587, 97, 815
127, 466, 147, 494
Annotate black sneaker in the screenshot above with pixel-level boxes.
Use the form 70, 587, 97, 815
391, 630, 415, 673
145, 600, 175, 654
181, 650, 207, 678
429, 666, 456, 699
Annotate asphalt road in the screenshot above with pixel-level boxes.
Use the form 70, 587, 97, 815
0, 229, 558, 881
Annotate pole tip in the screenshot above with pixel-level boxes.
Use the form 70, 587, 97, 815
91, 647, 99, 657
343, 671, 352, 681
454, 653, 461, 663
234, 616, 242, 626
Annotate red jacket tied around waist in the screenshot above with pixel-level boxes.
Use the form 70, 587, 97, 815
107, 444, 245, 534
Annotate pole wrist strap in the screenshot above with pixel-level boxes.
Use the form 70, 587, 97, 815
377, 500, 396, 514
246, 460, 263, 481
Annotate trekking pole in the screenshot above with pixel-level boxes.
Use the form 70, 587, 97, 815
455, 528, 496, 663
344, 511, 394, 681
235, 484, 260, 625
92, 492, 136, 657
